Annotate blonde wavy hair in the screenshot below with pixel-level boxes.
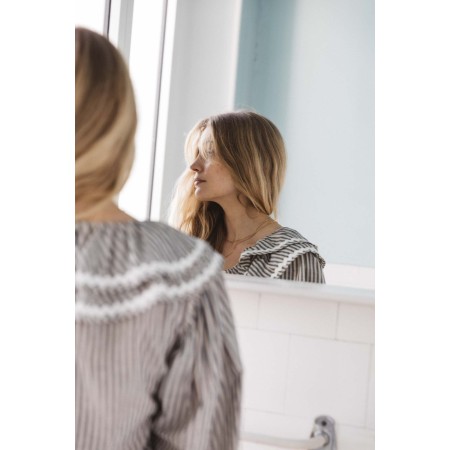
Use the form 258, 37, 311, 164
75, 27, 137, 220
169, 111, 286, 253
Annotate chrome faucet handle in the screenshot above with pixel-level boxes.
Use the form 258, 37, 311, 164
310, 415, 336, 450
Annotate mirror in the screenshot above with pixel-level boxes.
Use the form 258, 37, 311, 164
77, 0, 374, 289
149, 0, 374, 289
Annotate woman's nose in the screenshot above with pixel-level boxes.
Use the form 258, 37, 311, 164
190, 156, 203, 172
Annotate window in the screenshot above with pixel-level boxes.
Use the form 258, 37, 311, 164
75, 0, 106, 35
75, 0, 168, 220
115, 0, 167, 220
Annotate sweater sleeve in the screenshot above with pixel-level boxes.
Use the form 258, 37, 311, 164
279, 251, 326, 283
149, 273, 242, 450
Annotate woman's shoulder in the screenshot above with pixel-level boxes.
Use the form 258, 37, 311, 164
242, 226, 325, 266
75, 220, 223, 322
76, 219, 212, 261
264, 226, 308, 241
245, 226, 317, 253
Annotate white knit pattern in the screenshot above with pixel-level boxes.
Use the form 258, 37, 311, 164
76, 239, 208, 289
270, 247, 321, 279
76, 251, 223, 321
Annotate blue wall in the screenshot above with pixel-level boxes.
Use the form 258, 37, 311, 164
235, 0, 374, 267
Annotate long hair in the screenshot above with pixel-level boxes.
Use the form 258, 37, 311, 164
75, 27, 137, 220
169, 111, 286, 252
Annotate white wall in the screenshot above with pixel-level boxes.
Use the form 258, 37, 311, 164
225, 276, 375, 450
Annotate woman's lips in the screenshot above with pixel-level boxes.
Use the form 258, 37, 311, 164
194, 180, 205, 186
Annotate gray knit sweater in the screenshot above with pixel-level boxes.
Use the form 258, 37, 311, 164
75, 220, 242, 450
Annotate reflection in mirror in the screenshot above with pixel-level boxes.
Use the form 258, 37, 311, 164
151, 0, 373, 288
168, 110, 326, 282
92, 0, 374, 288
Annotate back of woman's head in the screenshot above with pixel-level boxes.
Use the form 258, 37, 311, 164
75, 27, 137, 220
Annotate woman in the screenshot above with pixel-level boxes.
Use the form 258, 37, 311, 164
169, 111, 325, 282
75, 28, 241, 450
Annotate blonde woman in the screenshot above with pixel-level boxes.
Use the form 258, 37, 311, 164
169, 111, 325, 282
75, 28, 241, 450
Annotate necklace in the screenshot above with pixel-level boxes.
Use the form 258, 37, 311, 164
223, 217, 273, 258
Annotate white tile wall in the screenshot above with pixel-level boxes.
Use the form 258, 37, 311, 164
258, 293, 338, 339
237, 328, 290, 413
284, 336, 371, 426
226, 280, 375, 449
336, 425, 375, 450
337, 304, 375, 343
229, 289, 260, 328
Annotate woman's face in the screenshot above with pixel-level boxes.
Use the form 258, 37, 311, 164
189, 126, 237, 204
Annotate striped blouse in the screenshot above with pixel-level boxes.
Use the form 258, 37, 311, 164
225, 227, 326, 282
75, 220, 242, 450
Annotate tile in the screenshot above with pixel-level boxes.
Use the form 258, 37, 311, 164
336, 425, 375, 450
236, 329, 290, 413
228, 288, 259, 328
285, 336, 371, 427
337, 304, 375, 343
258, 293, 338, 339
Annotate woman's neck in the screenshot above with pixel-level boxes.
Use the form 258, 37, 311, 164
224, 209, 269, 242
216, 197, 272, 242
76, 200, 135, 223
219, 200, 280, 269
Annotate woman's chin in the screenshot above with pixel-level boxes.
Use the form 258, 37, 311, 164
194, 190, 207, 201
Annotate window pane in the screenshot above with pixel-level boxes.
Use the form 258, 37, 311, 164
118, 0, 165, 220
75, 0, 105, 34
